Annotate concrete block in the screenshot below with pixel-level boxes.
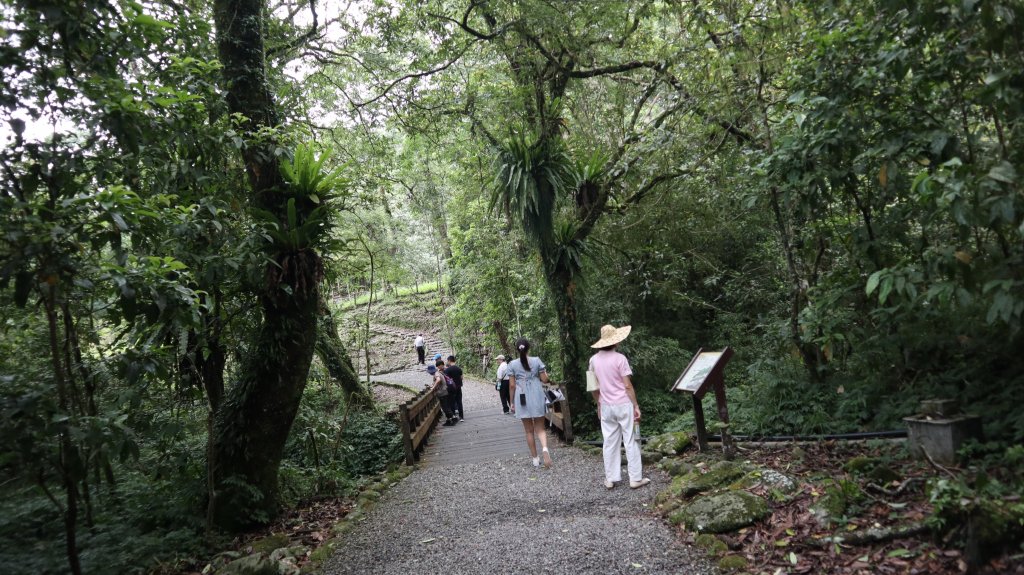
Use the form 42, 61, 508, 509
903, 414, 982, 466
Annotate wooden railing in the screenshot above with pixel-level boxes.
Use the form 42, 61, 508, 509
399, 388, 442, 465
543, 384, 574, 444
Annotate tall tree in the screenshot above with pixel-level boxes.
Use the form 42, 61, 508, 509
209, 0, 331, 529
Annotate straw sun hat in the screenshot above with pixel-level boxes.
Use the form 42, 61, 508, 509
590, 324, 632, 348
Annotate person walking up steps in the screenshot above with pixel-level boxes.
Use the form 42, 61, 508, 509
414, 334, 425, 365
589, 324, 649, 489
508, 338, 552, 468
445, 355, 465, 421
495, 354, 511, 414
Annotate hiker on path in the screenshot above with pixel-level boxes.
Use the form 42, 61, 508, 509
495, 354, 511, 414
428, 362, 456, 426
589, 324, 649, 490
507, 338, 552, 468
445, 355, 465, 421
414, 334, 425, 365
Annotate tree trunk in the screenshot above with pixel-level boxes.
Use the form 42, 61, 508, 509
492, 320, 513, 357
544, 264, 589, 421
316, 295, 373, 407
210, 290, 319, 530
209, 0, 322, 531
44, 287, 82, 575
768, 187, 823, 381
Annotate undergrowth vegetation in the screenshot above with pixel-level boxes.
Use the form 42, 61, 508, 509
0, 359, 401, 575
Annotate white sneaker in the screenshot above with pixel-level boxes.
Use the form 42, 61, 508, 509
603, 481, 615, 489
629, 478, 651, 489
532, 457, 540, 467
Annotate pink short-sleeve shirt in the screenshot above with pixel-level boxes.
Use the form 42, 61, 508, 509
589, 350, 633, 406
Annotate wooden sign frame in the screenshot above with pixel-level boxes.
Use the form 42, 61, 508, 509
671, 347, 735, 456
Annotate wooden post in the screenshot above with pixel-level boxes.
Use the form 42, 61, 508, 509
560, 385, 574, 444
692, 394, 709, 451
713, 381, 735, 459
399, 403, 415, 465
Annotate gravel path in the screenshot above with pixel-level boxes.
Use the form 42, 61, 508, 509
325, 372, 714, 575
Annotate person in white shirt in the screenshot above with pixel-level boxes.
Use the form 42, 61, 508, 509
414, 334, 425, 365
494, 354, 511, 414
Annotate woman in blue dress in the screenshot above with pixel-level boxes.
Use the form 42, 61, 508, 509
508, 338, 552, 468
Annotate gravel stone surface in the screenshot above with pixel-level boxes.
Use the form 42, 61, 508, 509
324, 373, 714, 575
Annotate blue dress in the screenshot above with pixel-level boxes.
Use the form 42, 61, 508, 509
507, 356, 547, 419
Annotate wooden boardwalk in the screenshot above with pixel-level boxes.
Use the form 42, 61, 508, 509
420, 406, 557, 467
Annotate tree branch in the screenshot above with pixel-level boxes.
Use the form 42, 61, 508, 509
428, 1, 511, 40
621, 170, 690, 207
569, 59, 661, 78
266, 0, 320, 60
352, 40, 478, 109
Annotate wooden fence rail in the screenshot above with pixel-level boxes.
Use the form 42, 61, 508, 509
543, 384, 574, 444
399, 387, 442, 465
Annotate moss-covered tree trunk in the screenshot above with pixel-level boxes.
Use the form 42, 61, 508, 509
316, 295, 373, 407
209, 0, 321, 530
544, 262, 588, 420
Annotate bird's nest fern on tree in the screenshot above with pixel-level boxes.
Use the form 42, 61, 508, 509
491, 133, 606, 279
490, 131, 574, 248
254, 143, 348, 300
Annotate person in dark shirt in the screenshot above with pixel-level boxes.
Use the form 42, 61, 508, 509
445, 355, 465, 421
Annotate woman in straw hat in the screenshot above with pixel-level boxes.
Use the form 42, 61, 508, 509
507, 338, 553, 467
589, 324, 650, 489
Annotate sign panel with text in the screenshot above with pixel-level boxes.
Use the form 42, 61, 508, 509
671, 348, 732, 398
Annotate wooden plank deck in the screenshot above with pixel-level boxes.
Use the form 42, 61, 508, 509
420, 406, 559, 467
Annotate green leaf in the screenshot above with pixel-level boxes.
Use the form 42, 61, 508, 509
879, 277, 894, 305
887, 548, 912, 558
987, 161, 1016, 184
134, 14, 173, 29
865, 271, 882, 295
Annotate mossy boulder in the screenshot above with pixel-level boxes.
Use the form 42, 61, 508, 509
669, 491, 770, 533
641, 450, 664, 464
647, 432, 693, 456
717, 555, 749, 572
694, 533, 728, 556
867, 465, 901, 485
249, 533, 290, 554
307, 542, 335, 564
731, 468, 797, 493
269, 546, 307, 562
843, 457, 900, 484
659, 458, 695, 477
684, 461, 751, 497
842, 456, 877, 474
219, 553, 278, 575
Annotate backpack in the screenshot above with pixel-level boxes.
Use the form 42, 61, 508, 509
443, 373, 457, 394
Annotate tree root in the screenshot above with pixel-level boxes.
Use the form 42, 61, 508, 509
866, 477, 924, 497
813, 522, 930, 547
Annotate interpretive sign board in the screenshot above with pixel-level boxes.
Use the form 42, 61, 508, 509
671, 348, 732, 399
671, 347, 735, 457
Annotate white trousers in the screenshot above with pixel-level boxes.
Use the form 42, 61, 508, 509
600, 402, 642, 483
